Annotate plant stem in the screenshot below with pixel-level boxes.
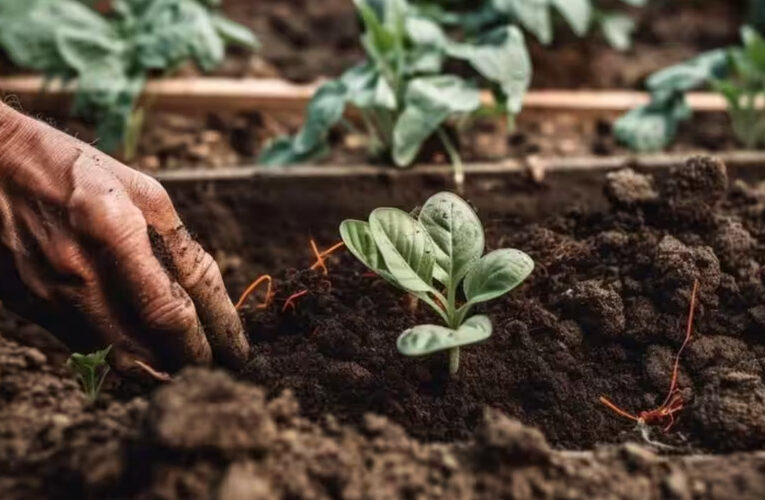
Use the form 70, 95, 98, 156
437, 127, 464, 194
449, 347, 460, 375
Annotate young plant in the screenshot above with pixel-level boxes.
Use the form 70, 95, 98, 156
340, 191, 534, 375
260, 0, 532, 188
68, 345, 112, 403
0, 0, 258, 157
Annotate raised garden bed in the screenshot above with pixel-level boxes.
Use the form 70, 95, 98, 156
2, 153, 765, 498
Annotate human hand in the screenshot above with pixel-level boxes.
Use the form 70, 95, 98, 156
0, 104, 249, 376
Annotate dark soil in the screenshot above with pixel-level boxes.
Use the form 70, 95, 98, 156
3, 157, 765, 498
233, 156, 765, 452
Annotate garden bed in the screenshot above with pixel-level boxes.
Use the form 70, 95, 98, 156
3, 154, 765, 498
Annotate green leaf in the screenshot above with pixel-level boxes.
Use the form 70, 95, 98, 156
397, 315, 492, 356
463, 248, 534, 304
418, 192, 484, 286
294, 80, 349, 155
600, 14, 636, 51
613, 97, 690, 152
257, 136, 329, 166
551, 0, 591, 37
68, 345, 112, 371
494, 0, 552, 44
405, 15, 448, 48
448, 26, 531, 114
56, 28, 125, 74
647, 49, 730, 95
212, 14, 260, 50
339, 219, 391, 277
392, 75, 480, 166
369, 207, 436, 293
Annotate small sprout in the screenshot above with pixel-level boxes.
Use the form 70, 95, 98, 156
68, 345, 112, 403
340, 191, 534, 376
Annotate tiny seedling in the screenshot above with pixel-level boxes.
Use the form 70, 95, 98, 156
68, 345, 112, 403
340, 191, 534, 375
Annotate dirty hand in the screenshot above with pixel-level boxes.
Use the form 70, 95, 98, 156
0, 103, 249, 375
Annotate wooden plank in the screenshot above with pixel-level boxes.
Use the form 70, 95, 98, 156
0, 76, 729, 115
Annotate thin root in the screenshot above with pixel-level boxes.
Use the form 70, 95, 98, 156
235, 275, 273, 310
134, 360, 172, 382
282, 289, 309, 312
309, 240, 345, 275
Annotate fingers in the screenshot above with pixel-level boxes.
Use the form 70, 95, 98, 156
111, 167, 250, 369
68, 190, 213, 369
80, 155, 249, 368
155, 226, 250, 368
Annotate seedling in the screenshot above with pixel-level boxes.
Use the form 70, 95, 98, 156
68, 345, 112, 403
600, 279, 699, 441
340, 191, 534, 375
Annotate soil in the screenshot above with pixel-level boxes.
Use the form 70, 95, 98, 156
3, 156, 765, 497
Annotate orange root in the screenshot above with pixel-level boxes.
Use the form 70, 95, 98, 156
599, 396, 640, 422
309, 240, 345, 275
282, 289, 309, 312
235, 275, 273, 311
599, 279, 699, 431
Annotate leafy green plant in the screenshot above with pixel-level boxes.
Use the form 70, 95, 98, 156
340, 191, 534, 375
712, 27, 765, 149
68, 345, 112, 403
260, 0, 532, 187
616, 1, 765, 151
0, 0, 258, 156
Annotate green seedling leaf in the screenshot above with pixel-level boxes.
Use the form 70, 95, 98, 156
419, 191, 484, 286
56, 28, 125, 74
68, 345, 112, 403
340, 219, 391, 279
392, 75, 481, 166
397, 315, 492, 356
647, 49, 729, 95
614, 96, 691, 152
405, 15, 448, 48
551, 0, 591, 37
369, 207, 436, 293
463, 248, 534, 304
257, 136, 330, 166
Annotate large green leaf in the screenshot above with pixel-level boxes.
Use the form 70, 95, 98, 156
56, 28, 125, 74
448, 26, 531, 114
369, 208, 436, 293
397, 315, 492, 356
392, 75, 480, 166
418, 192, 484, 286
551, 0, 591, 37
293, 80, 349, 154
463, 249, 534, 304
405, 15, 448, 48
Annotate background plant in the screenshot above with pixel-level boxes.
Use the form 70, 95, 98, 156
259, 0, 533, 187
616, 0, 765, 151
340, 191, 534, 375
67, 345, 112, 403
0, 0, 258, 157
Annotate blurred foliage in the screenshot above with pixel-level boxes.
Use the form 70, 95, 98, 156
617, 0, 765, 151
0, 0, 258, 155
